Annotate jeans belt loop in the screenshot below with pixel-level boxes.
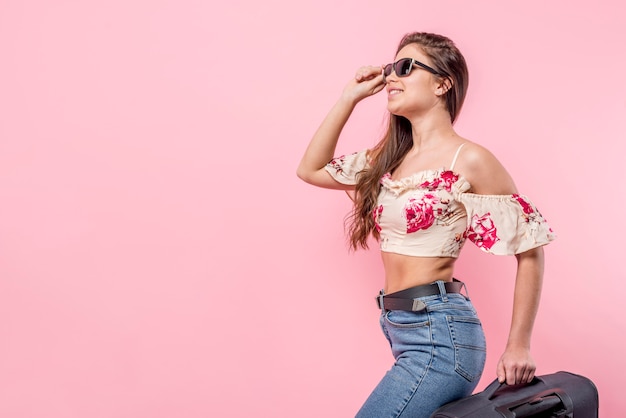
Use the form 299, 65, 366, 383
436, 280, 448, 302
377, 292, 385, 311
459, 280, 469, 299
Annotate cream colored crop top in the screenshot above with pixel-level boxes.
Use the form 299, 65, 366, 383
325, 145, 556, 257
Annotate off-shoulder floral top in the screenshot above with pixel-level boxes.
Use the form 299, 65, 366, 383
324, 146, 555, 257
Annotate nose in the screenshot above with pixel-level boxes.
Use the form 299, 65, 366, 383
384, 72, 397, 84
383, 65, 398, 84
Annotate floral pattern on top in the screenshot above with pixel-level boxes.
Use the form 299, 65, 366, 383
512, 194, 554, 230
324, 148, 556, 257
404, 193, 440, 233
466, 212, 500, 251
327, 154, 351, 175
512, 194, 534, 215
373, 205, 384, 233
419, 170, 459, 192
379, 168, 453, 196
442, 232, 467, 256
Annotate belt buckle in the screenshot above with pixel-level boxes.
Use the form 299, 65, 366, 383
411, 299, 426, 311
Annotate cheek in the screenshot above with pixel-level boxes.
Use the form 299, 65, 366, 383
386, 79, 438, 115
405, 77, 436, 98
402, 87, 438, 108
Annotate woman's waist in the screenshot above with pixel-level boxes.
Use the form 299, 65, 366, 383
381, 252, 456, 294
377, 279, 471, 312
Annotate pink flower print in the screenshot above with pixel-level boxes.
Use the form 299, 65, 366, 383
419, 178, 440, 190
373, 205, 384, 232
466, 212, 500, 250
512, 194, 534, 215
380, 172, 392, 184
404, 193, 439, 233
439, 171, 459, 191
328, 155, 348, 174
419, 171, 459, 191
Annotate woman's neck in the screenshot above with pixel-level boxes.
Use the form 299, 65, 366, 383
409, 121, 456, 151
406, 108, 455, 150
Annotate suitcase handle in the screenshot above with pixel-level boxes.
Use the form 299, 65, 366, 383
483, 378, 575, 418
484, 377, 542, 400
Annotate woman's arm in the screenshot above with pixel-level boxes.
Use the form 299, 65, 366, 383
456, 143, 545, 384
497, 246, 544, 385
296, 66, 385, 189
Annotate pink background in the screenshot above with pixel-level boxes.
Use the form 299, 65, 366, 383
1, 1, 624, 416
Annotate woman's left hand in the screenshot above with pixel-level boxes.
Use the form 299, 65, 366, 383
496, 345, 536, 385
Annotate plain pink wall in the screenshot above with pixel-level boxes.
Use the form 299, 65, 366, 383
1, 0, 624, 416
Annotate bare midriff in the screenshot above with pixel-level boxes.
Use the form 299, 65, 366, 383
381, 252, 456, 294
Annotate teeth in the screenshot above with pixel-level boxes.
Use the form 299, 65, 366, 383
389, 90, 402, 95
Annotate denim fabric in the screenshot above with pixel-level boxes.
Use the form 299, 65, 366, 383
356, 282, 486, 418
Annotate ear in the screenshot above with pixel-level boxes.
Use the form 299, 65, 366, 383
435, 77, 453, 96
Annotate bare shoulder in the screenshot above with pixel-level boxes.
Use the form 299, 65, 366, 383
454, 139, 518, 195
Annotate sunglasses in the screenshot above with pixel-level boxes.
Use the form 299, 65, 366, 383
382, 58, 443, 83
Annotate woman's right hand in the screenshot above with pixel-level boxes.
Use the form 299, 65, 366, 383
342, 66, 386, 103
296, 65, 385, 189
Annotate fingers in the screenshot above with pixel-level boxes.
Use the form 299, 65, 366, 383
355, 65, 383, 82
496, 360, 506, 384
498, 361, 536, 385
497, 351, 536, 385
521, 365, 536, 384
343, 65, 385, 102
509, 365, 535, 385
370, 82, 386, 95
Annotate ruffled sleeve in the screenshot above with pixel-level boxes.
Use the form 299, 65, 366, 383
457, 192, 556, 255
324, 149, 369, 185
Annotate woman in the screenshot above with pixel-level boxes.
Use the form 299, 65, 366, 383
296, 32, 555, 418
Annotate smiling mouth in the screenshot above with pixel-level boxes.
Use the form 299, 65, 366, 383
388, 89, 403, 95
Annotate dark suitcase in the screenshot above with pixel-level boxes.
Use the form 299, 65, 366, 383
430, 371, 598, 417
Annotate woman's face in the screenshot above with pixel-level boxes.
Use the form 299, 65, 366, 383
385, 44, 443, 119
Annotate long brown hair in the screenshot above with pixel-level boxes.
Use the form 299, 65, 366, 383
347, 32, 469, 250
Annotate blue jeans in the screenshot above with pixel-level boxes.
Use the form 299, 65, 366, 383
356, 282, 486, 418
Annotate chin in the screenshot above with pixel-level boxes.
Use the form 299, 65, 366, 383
387, 104, 406, 118
387, 102, 399, 114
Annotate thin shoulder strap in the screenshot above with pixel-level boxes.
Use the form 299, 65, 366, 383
449, 143, 466, 171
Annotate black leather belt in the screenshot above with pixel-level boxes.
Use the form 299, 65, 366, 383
376, 280, 465, 311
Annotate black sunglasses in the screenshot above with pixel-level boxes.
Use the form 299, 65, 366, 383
382, 58, 443, 83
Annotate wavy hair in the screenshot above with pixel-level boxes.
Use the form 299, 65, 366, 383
347, 32, 469, 250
